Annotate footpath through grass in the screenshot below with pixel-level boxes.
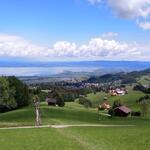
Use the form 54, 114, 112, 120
0, 101, 150, 127
0, 102, 150, 150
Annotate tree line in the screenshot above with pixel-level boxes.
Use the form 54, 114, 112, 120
0, 76, 30, 113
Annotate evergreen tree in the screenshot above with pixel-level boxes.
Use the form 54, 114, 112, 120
8, 76, 30, 107
0, 77, 17, 112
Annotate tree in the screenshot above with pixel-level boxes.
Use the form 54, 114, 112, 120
0, 77, 17, 112
78, 97, 92, 108
8, 76, 30, 107
33, 95, 41, 126
138, 95, 150, 118
140, 100, 149, 118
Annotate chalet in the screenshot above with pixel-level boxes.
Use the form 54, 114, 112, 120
114, 106, 131, 117
99, 97, 111, 110
100, 102, 111, 110
46, 98, 57, 106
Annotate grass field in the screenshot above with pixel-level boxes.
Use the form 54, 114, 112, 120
0, 125, 150, 150
138, 75, 150, 84
86, 90, 148, 110
0, 101, 149, 128
0, 102, 99, 127
0, 92, 150, 150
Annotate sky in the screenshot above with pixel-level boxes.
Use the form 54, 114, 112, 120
0, 0, 150, 61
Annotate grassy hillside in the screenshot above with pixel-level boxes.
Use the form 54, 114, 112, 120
85, 90, 147, 110
0, 101, 150, 150
137, 75, 150, 84
0, 102, 99, 127
86, 68, 150, 84
0, 101, 150, 128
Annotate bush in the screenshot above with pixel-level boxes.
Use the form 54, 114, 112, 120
131, 111, 141, 117
108, 109, 114, 116
79, 97, 92, 108
57, 99, 65, 107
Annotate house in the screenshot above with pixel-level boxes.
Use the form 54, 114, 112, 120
111, 91, 118, 96
99, 98, 111, 110
114, 106, 131, 117
46, 98, 57, 106
110, 88, 126, 96
116, 89, 125, 95
100, 102, 111, 110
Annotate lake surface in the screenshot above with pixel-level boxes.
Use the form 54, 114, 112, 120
0, 61, 150, 76
0, 67, 100, 76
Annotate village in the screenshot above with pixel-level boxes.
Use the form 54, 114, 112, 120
41, 79, 145, 119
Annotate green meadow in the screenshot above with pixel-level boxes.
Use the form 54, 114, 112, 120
0, 126, 150, 150
85, 90, 148, 110
0, 90, 150, 150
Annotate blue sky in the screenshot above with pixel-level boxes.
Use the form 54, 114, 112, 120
0, 0, 150, 61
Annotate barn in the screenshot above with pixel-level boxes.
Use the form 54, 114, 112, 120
114, 106, 131, 117
46, 98, 57, 106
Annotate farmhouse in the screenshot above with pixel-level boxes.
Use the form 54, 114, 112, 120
99, 97, 111, 110
114, 106, 131, 117
46, 98, 57, 106
100, 102, 111, 110
110, 88, 126, 96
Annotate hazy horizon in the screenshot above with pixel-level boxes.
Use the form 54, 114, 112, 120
0, 61, 149, 76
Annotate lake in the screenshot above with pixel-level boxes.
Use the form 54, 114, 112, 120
0, 61, 150, 76
0, 67, 100, 76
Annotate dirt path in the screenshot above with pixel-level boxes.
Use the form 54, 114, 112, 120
0, 124, 135, 130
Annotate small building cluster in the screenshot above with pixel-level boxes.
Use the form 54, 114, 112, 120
109, 88, 127, 96
143, 84, 150, 89
99, 97, 132, 118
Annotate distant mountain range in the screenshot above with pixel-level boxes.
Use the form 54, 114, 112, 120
0, 60, 150, 77
0, 60, 150, 70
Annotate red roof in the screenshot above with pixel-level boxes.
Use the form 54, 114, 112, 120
114, 106, 131, 114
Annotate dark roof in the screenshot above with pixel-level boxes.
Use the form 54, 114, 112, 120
46, 98, 57, 103
114, 106, 131, 114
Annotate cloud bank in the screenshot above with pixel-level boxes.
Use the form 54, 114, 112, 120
0, 33, 149, 61
88, 0, 150, 30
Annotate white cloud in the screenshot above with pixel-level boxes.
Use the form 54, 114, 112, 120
53, 41, 77, 57
137, 21, 150, 30
88, 0, 150, 30
0, 34, 47, 57
107, 0, 150, 19
0, 33, 149, 61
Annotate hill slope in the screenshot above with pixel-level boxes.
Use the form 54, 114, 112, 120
86, 68, 150, 84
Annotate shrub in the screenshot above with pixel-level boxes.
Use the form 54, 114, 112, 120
79, 97, 92, 108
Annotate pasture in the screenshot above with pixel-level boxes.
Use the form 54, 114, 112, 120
0, 94, 150, 150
